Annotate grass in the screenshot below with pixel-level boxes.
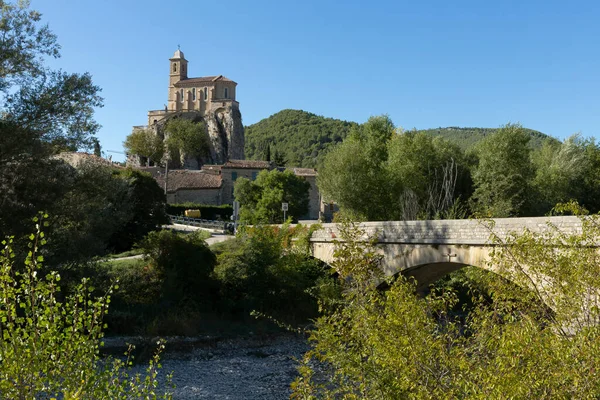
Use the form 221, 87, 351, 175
106, 248, 144, 259
100, 257, 146, 269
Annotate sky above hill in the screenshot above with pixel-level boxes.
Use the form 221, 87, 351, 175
33, 0, 600, 161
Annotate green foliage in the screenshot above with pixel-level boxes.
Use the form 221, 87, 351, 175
0, 219, 172, 399
108, 168, 169, 253
244, 109, 358, 167
0, 0, 102, 151
417, 126, 555, 151
166, 202, 233, 220
45, 163, 167, 263
139, 230, 217, 308
165, 118, 210, 167
234, 169, 310, 224
293, 218, 600, 398
212, 225, 330, 323
123, 127, 165, 166
470, 123, 534, 217
319, 116, 471, 220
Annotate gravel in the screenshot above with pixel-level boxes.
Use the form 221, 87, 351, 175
108, 334, 310, 399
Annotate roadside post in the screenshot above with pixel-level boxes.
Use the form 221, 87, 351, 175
233, 200, 240, 234
282, 202, 288, 222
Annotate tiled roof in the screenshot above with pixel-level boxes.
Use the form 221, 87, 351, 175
175, 75, 235, 86
145, 169, 222, 192
291, 168, 317, 176
222, 160, 272, 169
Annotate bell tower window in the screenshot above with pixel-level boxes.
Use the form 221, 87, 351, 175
173, 63, 177, 72
224, 87, 229, 99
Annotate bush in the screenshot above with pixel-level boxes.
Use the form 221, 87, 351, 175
212, 225, 329, 323
0, 218, 172, 398
139, 230, 217, 308
166, 203, 233, 220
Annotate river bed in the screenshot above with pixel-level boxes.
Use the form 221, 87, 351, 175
106, 334, 309, 399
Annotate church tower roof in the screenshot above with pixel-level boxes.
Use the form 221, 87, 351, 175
172, 48, 185, 59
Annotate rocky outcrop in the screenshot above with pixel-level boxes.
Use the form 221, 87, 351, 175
206, 105, 245, 164
153, 105, 244, 168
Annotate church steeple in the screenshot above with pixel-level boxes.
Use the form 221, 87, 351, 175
169, 47, 188, 84
168, 47, 188, 111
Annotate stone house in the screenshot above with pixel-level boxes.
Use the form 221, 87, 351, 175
140, 161, 323, 220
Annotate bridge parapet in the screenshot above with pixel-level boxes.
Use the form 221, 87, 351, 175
309, 216, 583, 245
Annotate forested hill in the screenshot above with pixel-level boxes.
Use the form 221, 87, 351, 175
415, 126, 554, 151
244, 109, 358, 168
244, 109, 554, 167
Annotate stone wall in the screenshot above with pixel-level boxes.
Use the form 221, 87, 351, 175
310, 216, 583, 245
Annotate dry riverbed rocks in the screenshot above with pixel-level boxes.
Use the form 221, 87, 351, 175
104, 333, 309, 399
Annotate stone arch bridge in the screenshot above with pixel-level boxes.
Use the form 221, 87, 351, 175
309, 216, 584, 291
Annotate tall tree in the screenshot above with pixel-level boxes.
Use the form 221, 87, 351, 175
317, 115, 395, 220
164, 118, 210, 167
123, 127, 164, 166
234, 169, 310, 224
0, 1, 103, 239
470, 123, 534, 217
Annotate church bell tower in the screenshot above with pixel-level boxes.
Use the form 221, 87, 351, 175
168, 48, 188, 111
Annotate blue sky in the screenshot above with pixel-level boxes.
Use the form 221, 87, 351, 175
33, 0, 600, 161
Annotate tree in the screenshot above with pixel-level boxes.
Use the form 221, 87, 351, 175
164, 118, 210, 167
0, 218, 172, 399
264, 143, 271, 161
470, 123, 534, 217
0, 1, 103, 240
234, 169, 310, 224
107, 168, 169, 252
531, 135, 590, 214
93, 138, 102, 157
318, 116, 469, 221
123, 127, 165, 166
317, 115, 396, 221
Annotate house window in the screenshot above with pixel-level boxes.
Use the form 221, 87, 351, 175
224, 87, 229, 99
252, 171, 258, 180
232, 171, 238, 181
192, 88, 196, 101
204, 87, 208, 101
173, 63, 177, 72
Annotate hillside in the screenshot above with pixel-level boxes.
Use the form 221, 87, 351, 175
415, 126, 555, 151
244, 110, 555, 167
244, 109, 358, 168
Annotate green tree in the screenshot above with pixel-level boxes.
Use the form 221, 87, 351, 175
234, 169, 310, 224
164, 118, 210, 167
470, 123, 534, 217
318, 116, 469, 220
0, 219, 172, 399
0, 1, 103, 240
317, 115, 395, 220
123, 127, 164, 166
107, 168, 169, 252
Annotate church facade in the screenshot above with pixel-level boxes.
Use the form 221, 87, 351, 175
137, 49, 244, 165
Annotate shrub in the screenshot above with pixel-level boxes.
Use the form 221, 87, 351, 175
0, 217, 172, 398
139, 230, 217, 308
212, 225, 329, 323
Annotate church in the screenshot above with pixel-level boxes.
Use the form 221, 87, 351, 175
128, 49, 325, 220
136, 48, 245, 166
